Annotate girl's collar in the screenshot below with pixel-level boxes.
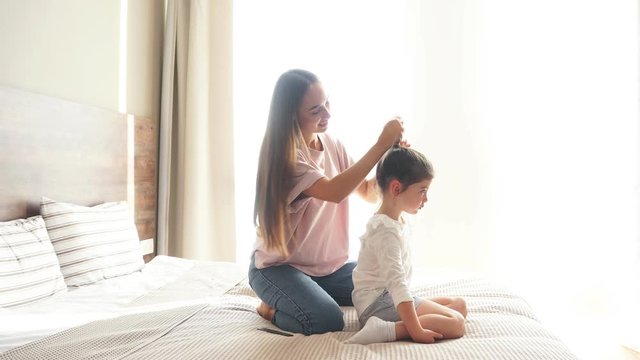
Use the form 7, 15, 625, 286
372, 213, 405, 225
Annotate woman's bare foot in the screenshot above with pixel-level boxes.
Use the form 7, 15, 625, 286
257, 301, 275, 321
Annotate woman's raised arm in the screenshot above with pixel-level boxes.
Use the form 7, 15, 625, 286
303, 118, 403, 203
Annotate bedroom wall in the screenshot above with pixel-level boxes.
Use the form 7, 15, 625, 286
0, 0, 163, 121
0, 0, 163, 255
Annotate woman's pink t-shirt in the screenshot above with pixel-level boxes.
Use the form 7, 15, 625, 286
254, 133, 354, 276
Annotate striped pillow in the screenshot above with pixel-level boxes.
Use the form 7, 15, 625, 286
0, 216, 67, 308
40, 197, 145, 287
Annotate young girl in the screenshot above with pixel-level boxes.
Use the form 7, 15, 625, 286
346, 146, 467, 345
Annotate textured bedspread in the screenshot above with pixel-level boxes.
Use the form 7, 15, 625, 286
0, 274, 579, 360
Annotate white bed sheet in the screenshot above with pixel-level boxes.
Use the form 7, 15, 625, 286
0, 257, 579, 360
0, 255, 245, 353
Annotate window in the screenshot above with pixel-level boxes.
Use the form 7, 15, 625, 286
233, 0, 415, 266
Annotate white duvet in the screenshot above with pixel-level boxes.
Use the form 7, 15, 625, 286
0, 256, 246, 353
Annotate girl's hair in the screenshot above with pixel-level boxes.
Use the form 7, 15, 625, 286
254, 69, 318, 257
376, 146, 434, 192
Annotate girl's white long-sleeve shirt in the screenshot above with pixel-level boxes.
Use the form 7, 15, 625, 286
352, 214, 414, 316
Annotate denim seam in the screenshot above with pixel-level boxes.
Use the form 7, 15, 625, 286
256, 269, 313, 335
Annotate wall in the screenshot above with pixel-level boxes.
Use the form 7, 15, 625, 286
0, 0, 163, 120
0, 0, 164, 257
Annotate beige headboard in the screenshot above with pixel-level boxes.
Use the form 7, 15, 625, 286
0, 86, 157, 259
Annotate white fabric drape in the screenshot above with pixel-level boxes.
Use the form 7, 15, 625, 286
233, 1, 639, 346
158, 0, 234, 261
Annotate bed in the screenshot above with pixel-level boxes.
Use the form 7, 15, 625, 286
0, 86, 580, 359
0, 256, 579, 360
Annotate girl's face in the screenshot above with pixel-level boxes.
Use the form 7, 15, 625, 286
397, 178, 432, 215
297, 82, 330, 139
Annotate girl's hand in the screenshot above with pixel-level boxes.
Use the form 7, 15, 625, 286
377, 117, 404, 149
397, 301, 443, 344
412, 328, 444, 344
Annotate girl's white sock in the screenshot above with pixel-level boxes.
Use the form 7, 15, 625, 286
345, 316, 396, 345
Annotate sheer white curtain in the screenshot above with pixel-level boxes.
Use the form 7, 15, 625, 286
233, 0, 416, 267
408, 2, 639, 341
158, 0, 235, 261
234, 0, 639, 344
405, 0, 639, 269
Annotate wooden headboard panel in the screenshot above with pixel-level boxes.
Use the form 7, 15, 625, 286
0, 86, 157, 255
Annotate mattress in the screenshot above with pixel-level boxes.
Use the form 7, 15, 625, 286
0, 256, 579, 360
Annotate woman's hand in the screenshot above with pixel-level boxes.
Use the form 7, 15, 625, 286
377, 117, 404, 149
397, 139, 411, 148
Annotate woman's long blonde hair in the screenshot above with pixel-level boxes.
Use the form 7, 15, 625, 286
254, 69, 318, 257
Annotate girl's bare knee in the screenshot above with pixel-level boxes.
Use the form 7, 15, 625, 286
451, 297, 468, 318
452, 317, 466, 338
439, 315, 465, 339
446, 299, 466, 338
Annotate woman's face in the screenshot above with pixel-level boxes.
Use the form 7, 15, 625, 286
297, 82, 330, 139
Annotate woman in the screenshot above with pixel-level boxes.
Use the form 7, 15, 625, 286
249, 69, 404, 335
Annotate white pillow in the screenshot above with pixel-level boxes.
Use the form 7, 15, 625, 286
0, 215, 67, 308
40, 197, 145, 286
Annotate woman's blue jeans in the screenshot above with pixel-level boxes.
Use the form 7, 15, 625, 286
248, 252, 356, 335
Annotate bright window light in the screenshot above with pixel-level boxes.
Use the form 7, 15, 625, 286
233, 3, 638, 320
233, 0, 416, 267
233, 2, 638, 357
